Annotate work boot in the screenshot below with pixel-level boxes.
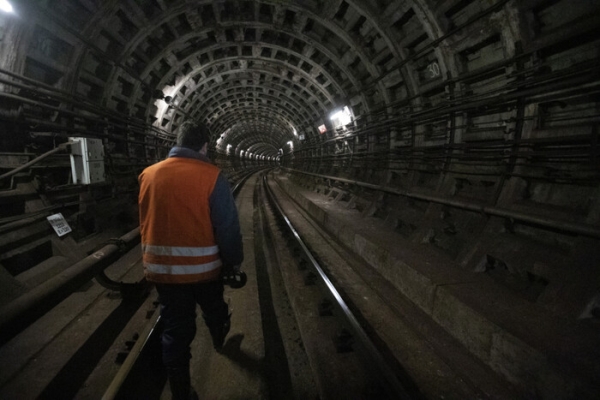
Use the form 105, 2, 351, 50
170, 384, 198, 400
169, 377, 191, 400
205, 313, 231, 350
167, 368, 193, 400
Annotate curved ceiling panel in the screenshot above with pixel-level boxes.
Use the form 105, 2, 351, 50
7, 0, 479, 157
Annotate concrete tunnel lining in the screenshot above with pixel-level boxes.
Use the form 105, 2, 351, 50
0, 0, 599, 398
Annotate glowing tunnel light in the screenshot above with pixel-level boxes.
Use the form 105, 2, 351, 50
0, 0, 14, 13
330, 106, 352, 128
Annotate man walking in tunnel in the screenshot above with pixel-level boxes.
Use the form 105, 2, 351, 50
138, 120, 244, 399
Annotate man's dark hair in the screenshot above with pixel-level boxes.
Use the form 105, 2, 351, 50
176, 121, 211, 151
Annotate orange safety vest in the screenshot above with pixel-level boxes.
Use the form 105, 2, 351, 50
138, 157, 222, 284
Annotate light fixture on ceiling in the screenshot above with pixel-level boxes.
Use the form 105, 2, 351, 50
330, 106, 352, 128
0, 0, 14, 13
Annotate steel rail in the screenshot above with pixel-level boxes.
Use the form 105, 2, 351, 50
101, 310, 162, 400
262, 174, 414, 399
230, 167, 269, 193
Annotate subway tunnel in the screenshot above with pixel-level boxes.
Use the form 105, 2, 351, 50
0, 0, 599, 398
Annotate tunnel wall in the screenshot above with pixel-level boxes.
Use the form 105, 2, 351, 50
0, 2, 598, 397
0, 2, 597, 307
280, 0, 600, 323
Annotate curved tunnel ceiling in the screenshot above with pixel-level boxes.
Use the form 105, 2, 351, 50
4, 0, 477, 159
9, 0, 594, 164
120, 0, 386, 157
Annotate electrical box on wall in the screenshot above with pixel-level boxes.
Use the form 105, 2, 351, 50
69, 137, 105, 184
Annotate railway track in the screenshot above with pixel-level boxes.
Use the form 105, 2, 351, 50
256, 172, 416, 399
1, 168, 517, 399
104, 170, 417, 399
101, 170, 259, 400
250, 170, 518, 400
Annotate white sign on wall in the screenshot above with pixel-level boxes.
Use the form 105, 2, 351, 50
47, 213, 72, 237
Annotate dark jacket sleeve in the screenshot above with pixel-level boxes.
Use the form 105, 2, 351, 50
209, 173, 244, 266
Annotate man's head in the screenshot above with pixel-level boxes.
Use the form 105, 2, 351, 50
176, 121, 211, 152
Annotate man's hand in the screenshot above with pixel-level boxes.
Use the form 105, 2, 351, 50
222, 265, 247, 289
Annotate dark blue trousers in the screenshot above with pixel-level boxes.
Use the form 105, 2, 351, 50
155, 280, 228, 373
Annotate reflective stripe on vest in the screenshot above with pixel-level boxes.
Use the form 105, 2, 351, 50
144, 259, 222, 275
142, 244, 221, 276
142, 244, 219, 257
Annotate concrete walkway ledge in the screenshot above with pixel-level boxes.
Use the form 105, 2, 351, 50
274, 173, 600, 400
